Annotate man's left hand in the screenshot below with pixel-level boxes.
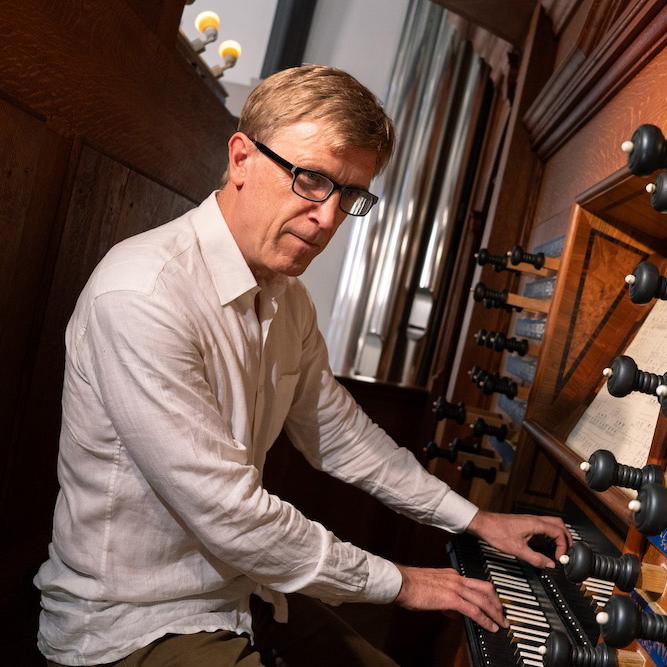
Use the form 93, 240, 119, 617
467, 511, 572, 569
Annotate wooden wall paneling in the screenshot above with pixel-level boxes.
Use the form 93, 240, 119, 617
1, 145, 195, 660
123, 0, 187, 46
0, 0, 235, 202
0, 100, 71, 501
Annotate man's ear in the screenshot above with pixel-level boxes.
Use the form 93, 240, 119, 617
227, 132, 253, 187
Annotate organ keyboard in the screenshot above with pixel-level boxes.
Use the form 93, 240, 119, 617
448, 504, 619, 666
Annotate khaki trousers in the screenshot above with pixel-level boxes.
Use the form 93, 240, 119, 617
47, 594, 399, 666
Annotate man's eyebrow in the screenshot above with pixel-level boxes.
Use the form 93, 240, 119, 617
300, 163, 370, 191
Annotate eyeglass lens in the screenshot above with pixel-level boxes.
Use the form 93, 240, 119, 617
293, 171, 373, 216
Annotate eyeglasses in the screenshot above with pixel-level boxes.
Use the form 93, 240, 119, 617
252, 140, 378, 217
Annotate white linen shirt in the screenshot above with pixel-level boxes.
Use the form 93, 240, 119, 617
34, 191, 478, 665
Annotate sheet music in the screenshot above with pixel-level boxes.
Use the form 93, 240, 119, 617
566, 300, 667, 492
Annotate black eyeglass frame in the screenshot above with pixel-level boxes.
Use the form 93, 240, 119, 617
252, 140, 378, 217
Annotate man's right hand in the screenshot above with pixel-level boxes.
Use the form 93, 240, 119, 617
393, 565, 507, 633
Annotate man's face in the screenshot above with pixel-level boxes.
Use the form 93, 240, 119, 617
230, 121, 377, 281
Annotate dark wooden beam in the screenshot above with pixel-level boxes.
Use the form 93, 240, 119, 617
430, 0, 536, 46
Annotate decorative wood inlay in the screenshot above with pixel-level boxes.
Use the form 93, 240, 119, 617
555, 229, 648, 397
526, 205, 657, 441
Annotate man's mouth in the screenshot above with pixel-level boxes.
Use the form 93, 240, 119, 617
288, 231, 319, 248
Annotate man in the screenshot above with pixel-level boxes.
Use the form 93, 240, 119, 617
36, 65, 570, 666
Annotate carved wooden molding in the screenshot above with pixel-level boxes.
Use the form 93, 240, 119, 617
524, 0, 667, 159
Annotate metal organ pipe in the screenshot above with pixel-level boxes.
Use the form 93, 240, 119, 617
354, 4, 458, 378
326, 1, 435, 375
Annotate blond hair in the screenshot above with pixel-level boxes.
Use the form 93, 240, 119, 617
221, 65, 394, 185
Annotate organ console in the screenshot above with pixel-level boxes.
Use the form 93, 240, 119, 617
579, 449, 666, 493
539, 630, 645, 667
597, 595, 667, 649
625, 261, 667, 305
416, 7, 667, 663
473, 282, 551, 315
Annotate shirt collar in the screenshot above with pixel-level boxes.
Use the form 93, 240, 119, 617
190, 191, 287, 306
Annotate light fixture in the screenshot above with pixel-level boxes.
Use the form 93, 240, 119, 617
212, 40, 242, 78
190, 11, 220, 54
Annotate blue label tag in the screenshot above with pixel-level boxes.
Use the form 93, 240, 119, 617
647, 529, 667, 559
630, 591, 667, 666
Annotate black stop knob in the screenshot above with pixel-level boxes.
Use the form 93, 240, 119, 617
562, 542, 639, 592
626, 261, 667, 305
624, 124, 667, 177
471, 417, 508, 442
509, 245, 545, 270
543, 630, 617, 667
469, 366, 488, 385
600, 594, 667, 648
478, 373, 518, 399
475, 329, 529, 356
432, 397, 466, 424
648, 171, 667, 213
605, 355, 667, 398
475, 248, 508, 272
459, 460, 497, 484
632, 482, 667, 535
583, 448, 664, 492
473, 282, 508, 305
450, 437, 482, 455
423, 441, 457, 463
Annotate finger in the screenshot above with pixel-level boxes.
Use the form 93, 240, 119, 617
536, 516, 573, 548
531, 520, 571, 558
453, 597, 501, 633
460, 581, 506, 627
513, 543, 555, 569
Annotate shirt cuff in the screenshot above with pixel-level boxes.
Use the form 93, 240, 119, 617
360, 553, 403, 604
431, 490, 479, 533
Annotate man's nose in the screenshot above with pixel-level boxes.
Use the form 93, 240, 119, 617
314, 192, 343, 229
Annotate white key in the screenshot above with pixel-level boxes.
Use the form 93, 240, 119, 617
495, 588, 538, 601
499, 593, 541, 607
511, 632, 547, 644
492, 578, 533, 592
490, 572, 532, 586
585, 577, 615, 587
506, 615, 550, 629
508, 625, 550, 639
503, 604, 546, 619
486, 562, 525, 575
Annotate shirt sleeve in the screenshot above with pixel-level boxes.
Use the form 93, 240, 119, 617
284, 287, 479, 539
79, 289, 402, 606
